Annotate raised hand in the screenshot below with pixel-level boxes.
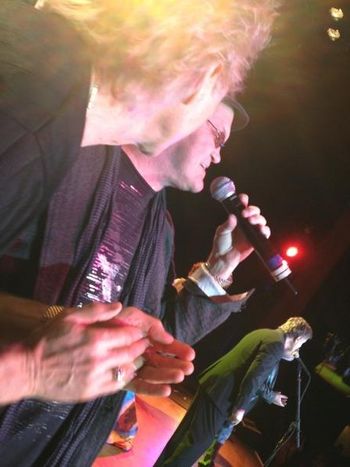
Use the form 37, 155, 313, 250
206, 193, 271, 280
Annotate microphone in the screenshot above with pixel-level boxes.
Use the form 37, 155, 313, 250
210, 176, 297, 294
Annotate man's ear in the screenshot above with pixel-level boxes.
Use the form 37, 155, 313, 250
181, 64, 223, 106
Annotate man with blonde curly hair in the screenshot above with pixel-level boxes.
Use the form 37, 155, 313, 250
0, 0, 279, 252
0, 0, 280, 402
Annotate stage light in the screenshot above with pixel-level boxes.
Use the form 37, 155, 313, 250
327, 27, 341, 41
285, 246, 299, 258
329, 8, 344, 21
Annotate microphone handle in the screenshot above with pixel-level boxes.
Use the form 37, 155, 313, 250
221, 194, 293, 284
222, 194, 276, 258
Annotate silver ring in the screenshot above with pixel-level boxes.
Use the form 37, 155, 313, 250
115, 367, 123, 382
134, 356, 145, 371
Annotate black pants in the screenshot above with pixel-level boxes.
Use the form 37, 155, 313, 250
154, 388, 227, 467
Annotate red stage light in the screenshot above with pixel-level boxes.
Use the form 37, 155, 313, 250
285, 246, 299, 258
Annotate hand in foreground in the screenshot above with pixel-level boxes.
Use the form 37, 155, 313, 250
112, 306, 195, 396
125, 339, 195, 397
272, 391, 288, 407
26, 302, 152, 403
206, 193, 271, 279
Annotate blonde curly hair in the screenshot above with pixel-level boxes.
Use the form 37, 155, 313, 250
40, 0, 279, 99
279, 317, 313, 340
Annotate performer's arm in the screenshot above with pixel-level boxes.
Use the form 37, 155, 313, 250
265, 391, 288, 407
232, 340, 284, 412
160, 196, 269, 344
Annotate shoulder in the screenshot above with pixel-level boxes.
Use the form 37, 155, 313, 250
259, 329, 284, 355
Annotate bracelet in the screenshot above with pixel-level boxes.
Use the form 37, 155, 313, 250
42, 305, 65, 321
204, 263, 233, 289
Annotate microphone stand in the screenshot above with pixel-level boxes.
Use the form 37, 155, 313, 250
264, 357, 311, 467
296, 360, 302, 449
264, 422, 296, 467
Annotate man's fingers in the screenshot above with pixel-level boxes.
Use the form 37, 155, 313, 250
244, 213, 268, 228
65, 302, 123, 324
137, 365, 186, 384
92, 325, 149, 353
147, 323, 175, 345
93, 339, 150, 370
43, 323, 150, 359
215, 214, 237, 236
113, 306, 175, 345
238, 193, 249, 207
241, 205, 261, 219
240, 205, 271, 238
260, 225, 271, 239
150, 339, 195, 363
127, 378, 172, 397
143, 349, 194, 376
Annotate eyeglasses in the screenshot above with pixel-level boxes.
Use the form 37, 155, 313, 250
207, 120, 226, 148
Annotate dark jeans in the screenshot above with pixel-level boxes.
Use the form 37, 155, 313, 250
154, 388, 228, 467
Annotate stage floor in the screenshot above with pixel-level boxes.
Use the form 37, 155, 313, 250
94, 388, 263, 467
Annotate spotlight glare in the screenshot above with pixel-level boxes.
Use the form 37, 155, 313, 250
286, 246, 299, 258
330, 8, 344, 21
327, 28, 341, 41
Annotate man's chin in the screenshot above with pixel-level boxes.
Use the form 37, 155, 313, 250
136, 140, 168, 157
190, 182, 204, 193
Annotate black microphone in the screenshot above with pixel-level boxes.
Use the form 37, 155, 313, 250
210, 176, 297, 294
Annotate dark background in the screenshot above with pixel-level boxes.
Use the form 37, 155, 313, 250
168, 1, 350, 464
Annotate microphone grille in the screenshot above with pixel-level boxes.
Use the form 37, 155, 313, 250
210, 177, 236, 202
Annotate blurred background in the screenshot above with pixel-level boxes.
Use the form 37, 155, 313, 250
167, 1, 350, 465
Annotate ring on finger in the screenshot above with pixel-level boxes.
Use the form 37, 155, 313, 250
114, 367, 124, 383
134, 356, 145, 371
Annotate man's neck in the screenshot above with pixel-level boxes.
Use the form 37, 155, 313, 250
81, 105, 136, 147
122, 145, 165, 192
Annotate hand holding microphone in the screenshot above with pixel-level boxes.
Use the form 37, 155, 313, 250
210, 177, 297, 294
206, 193, 271, 281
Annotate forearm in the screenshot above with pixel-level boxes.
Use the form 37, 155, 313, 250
160, 280, 249, 345
261, 388, 276, 404
0, 292, 48, 341
233, 343, 283, 410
